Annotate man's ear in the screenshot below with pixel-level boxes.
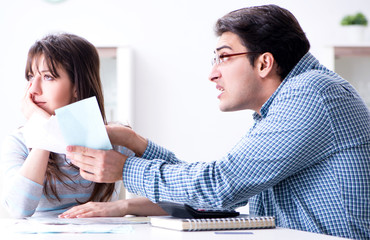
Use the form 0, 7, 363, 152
256, 52, 275, 78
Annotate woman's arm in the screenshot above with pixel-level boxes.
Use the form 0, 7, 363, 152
19, 85, 52, 185
19, 148, 50, 185
58, 197, 168, 218
1, 132, 50, 218
0, 85, 52, 217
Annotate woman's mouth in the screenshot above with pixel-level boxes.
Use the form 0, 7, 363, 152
34, 101, 46, 106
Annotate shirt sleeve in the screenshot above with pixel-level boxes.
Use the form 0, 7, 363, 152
141, 140, 185, 164
122, 86, 334, 210
0, 131, 44, 218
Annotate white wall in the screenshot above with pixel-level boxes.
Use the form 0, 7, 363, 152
0, 0, 369, 217
335, 56, 370, 106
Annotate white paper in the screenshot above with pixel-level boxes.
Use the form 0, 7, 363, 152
23, 114, 67, 154
55, 97, 112, 151
7, 217, 149, 234
22, 97, 112, 154
10, 221, 133, 234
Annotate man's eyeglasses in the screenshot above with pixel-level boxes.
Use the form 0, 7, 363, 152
211, 51, 261, 66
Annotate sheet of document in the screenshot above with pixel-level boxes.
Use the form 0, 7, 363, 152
55, 96, 112, 151
22, 114, 66, 154
6, 217, 149, 234
22, 96, 112, 154
27, 216, 149, 225
9, 222, 134, 234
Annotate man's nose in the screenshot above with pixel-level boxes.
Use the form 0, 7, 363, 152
208, 65, 221, 82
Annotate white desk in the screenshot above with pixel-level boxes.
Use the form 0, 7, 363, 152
0, 218, 349, 240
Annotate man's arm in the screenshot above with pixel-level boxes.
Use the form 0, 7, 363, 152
68, 86, 333, 210
106, 124, 148, 157
66, 146, 126, 183
120, 88, 334, 209
66, 139, 186, 183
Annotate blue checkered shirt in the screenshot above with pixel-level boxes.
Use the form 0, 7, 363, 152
123, 52, 370, 239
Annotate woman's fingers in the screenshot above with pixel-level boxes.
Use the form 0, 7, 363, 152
59, 201, 126, 218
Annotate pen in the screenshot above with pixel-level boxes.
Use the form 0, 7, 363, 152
214, 231, 253, 235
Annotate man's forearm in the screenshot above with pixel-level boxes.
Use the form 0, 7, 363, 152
107, 125, 148, 157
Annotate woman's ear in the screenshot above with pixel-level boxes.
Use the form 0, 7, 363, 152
73, 86, 78, 99
256, 52, 275, 78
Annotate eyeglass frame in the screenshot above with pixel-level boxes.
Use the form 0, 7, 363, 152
211, 51, 261, 66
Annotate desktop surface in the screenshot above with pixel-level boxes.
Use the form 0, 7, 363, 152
0, 217, 349, 240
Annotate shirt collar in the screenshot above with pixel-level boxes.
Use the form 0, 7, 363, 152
253, 52, 318, 121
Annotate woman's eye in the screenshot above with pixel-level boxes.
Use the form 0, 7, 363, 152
44, 74, 54, 81
27, 74, 34, 81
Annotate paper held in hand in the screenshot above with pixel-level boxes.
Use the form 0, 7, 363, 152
22, 96, 112, 154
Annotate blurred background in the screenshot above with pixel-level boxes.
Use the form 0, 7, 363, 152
0, 0, 369, 217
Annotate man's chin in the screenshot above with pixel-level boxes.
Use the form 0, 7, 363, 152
219, 104, 232, 112
219, 104, 246, 112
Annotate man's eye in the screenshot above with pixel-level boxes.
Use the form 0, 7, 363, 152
219, 55, 229, 62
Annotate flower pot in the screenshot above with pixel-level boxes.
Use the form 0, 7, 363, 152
342, 25, 367, 43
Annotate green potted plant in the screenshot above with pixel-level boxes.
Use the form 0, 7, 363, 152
340, 12, 368, 42
341, 13, 368, 26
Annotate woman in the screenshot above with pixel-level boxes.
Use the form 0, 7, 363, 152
1, 33, 165, 218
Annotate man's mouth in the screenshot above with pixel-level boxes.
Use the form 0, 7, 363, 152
216, 85, 225, 98
216, 85, 225, 92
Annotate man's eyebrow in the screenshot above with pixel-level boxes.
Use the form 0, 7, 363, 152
216, 45, 232, 51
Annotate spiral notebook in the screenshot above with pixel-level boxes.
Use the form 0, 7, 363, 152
150, 215, 275, 231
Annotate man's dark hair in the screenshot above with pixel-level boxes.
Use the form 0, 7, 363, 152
215, 4, 310, 80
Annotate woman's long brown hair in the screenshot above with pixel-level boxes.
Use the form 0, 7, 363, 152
25, 33, 115, 203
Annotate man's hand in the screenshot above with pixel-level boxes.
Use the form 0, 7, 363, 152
66, 146, 127, 183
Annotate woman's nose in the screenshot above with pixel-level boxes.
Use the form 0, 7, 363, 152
29, 76, 42, 95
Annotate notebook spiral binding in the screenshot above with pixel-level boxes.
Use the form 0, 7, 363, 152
185, 216, 275, 231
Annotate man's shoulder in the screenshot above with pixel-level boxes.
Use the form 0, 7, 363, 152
283, 52, 345, 93
283, 64, 347, 98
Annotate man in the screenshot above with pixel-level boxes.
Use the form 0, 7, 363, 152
66, 5, 370, 239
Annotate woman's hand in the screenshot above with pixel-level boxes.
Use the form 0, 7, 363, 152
59, 200, 128, 218
58, 197, 168, 218
21, 82, 50, 120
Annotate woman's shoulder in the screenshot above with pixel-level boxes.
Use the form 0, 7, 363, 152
6, 127, 26, 141
2, 127, 28, 153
